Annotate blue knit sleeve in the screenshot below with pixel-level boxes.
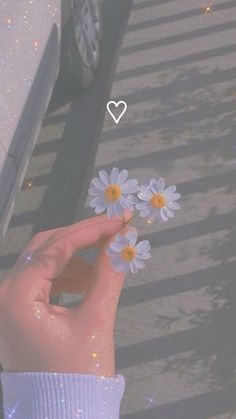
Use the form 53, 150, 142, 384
0, 372, 125, 419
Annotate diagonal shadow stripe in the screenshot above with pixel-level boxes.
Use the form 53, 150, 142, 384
132, 0, 179, 12
115, 43, 236, 82
127, 0, 236, 33
97, 134, 236, 172
102, 100, 234, 142
140, 209, 236, 249
118, 261, 236, 308
121, 385, 236, 419
116, 309, 234, 369
112, 66, 236, 106
121, 21, 236, 56
34, 138, 63, 156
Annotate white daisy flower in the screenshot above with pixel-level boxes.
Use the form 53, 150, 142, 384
106, 230, 151, 274
88, 168, 139, 218
136, 177, 181, 223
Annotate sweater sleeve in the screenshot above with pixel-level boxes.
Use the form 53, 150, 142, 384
0, 372, 125, 419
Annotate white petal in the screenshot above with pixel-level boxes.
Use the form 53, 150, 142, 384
110, 258, 129, 273
110, 258, 124, 272
127, 194, 139, 205
110, 242, 123, 252
164, 185, 176, 194
107, 204, 115, 218
126, 230, 138, 246
110, 256, 123, 266
91, 177, 106, 190
134, 259, 145, 269
89, 196, 100, 207
115, 234, 125, 243
136, 240, 151, 253
88, 186, 99, 196
95, 204, 106, 214
164, 207, 175, 218
121, 262, 130, 273
140, 210, 150, 217
114, 201, 125, 216
149, 178, 159, 193
136, 202, 150, 211
137, 251, 151, 260
138, 186, 152, 201
106, 248, 118, 256
171, 193, 181, 202
117, 169, 128, 185
110, 167, 119, 183
166, 201, 180, 210
157, 177, 166, 191
115, 234, 129, 247
99, 170, 110, 185
164, 191, 181, 201
130, 261, 139, 274
120, 196, 135, 211
150, 177, 165, 193
160, 207, 168, 222
121, 179, 139, 193
117, 262, 130, 273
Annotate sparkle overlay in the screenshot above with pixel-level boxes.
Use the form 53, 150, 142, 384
201, 3, 214, 15
144, 390, 158, 409
0, 0, 60, 157
3, 398, 24, 419
200, 2, 220, 19
19, 251, 41, 267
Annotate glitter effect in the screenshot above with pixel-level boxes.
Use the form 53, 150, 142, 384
20, 251, 41, 267
144, 390, 158, 409
3, 398, 23, 418
5, 17, 12, 27
23, 179, 33, 189
76, 408, 82, 417
201, 2, 219, 17
0, 0, 60, 158
34, 306, 41, 320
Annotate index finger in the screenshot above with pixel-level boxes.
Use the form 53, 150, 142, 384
14, 212, 132, 302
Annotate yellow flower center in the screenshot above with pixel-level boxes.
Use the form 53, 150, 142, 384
150, 193, 166, 209
104, 184, 121, 202
121, 246, 137, 261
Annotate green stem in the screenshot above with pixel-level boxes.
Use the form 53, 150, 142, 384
119, 211, 139, 232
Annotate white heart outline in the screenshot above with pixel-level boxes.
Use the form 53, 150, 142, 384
106, 100, 127, 124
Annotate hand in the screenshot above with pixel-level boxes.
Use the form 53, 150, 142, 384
0, 212, 133, 377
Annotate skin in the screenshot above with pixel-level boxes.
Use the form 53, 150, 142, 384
0, 212, 134, 377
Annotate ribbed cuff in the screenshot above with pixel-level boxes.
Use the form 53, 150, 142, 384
0, 372, 125, 419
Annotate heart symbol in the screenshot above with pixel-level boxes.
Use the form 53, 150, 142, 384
106, 100, 127, 124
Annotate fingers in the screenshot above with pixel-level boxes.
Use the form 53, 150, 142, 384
75, 225, 135, 329
12, 228, 60, 272
14, 213, 132, 303
50, 255, 93, 297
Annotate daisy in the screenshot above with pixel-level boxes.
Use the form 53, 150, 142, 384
106, 230, 151, 274
136, 177, 181, 223
88, 168, 139, 218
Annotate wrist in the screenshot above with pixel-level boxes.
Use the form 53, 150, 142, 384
1, 371, 125, 419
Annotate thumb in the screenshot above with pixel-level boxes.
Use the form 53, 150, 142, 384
78, 226, 136, 328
